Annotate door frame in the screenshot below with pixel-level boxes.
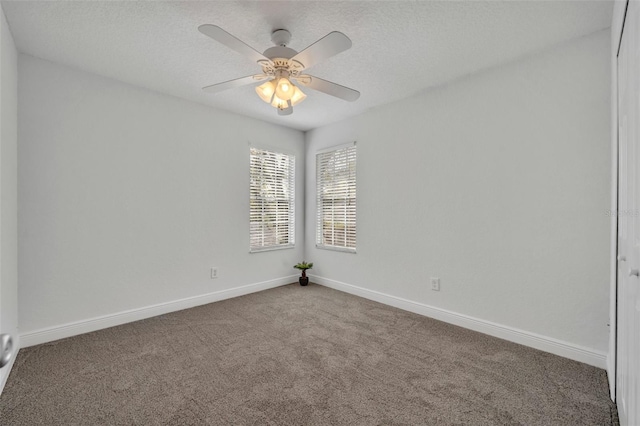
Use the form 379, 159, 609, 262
610, 0, 629, 402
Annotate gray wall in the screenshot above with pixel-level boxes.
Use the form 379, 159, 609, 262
0, 5, 18, 390
305, 30, 611, 356
18, 55, 305, 335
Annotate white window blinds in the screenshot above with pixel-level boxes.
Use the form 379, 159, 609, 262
250, 147, 295, 252
316, 143, 357, 252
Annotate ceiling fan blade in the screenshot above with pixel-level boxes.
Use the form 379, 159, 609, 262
202, 75, 268, 93
294, 75, 360, 102
290, 32, 352, 70
198, 24, 271, 64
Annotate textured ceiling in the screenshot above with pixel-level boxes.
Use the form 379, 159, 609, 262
2, 1, 613, 131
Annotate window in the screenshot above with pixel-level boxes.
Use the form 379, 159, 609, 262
316, 143, 357, 252
250, 147, 295, 252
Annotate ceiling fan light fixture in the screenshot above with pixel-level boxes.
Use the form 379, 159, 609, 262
275, 77, 295, 101
265, 83, 305, 111
255, 80, 276, 103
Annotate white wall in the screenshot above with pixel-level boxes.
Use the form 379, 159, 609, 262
18, 55, 305, 339
0, 5, 18, 392
306, 30, 611, 362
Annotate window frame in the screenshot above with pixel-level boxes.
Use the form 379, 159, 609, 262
249, 145, 296, 253
315, 142, 357, 253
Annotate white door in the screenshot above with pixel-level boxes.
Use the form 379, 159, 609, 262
617, 2, 640, 424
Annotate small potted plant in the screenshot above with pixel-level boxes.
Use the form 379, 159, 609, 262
294, 261, 313, 286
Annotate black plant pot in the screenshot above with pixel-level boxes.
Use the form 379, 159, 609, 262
299, 276, 309, 286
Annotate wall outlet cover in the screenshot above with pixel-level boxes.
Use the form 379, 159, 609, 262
430, 277, 440, 291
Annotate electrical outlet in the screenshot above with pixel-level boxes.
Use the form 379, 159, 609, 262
211, 267, 218, 279
430, 277, 440, 291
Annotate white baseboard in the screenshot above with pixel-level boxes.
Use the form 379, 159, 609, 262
0, 335, 20, 396
20, 275, 297, 348
311, 275, 607, 369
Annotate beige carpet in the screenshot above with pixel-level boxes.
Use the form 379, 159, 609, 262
0, 283, 617, 425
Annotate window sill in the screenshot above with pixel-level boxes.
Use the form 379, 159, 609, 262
316, 244, 356, 254
250, 244, 295, 254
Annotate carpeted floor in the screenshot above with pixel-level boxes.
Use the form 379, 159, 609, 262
0, 283, 618, 425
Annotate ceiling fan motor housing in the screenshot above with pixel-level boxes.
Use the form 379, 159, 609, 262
260, 29, 304, 77
260, 44, 304, 78
263, 46, 297, 60
271, 29, 291, 47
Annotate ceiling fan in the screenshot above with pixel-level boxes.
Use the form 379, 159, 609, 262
198, 25, 360, 116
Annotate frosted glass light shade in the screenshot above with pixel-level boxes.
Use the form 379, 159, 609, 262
270, 95, 290, 110
275, 77, 294, 101
290, 86, 306, 106
255, 80, 276, 103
